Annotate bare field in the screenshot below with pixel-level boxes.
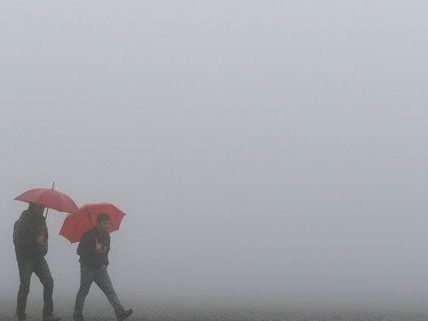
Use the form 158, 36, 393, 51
0, 303, 427, 321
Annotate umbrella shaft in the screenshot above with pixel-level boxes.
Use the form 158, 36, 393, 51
44, 182, 55, 218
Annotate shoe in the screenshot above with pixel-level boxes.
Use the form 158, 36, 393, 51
16, 313, 26, 321
116, 309, 133, 321
43, 314, 61, 321
72, 314, 85, 321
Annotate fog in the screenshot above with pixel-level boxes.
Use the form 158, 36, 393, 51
1, 0, 428, 313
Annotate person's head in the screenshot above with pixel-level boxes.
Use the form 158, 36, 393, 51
28, 203, 45, 217
96, 213, 111, 231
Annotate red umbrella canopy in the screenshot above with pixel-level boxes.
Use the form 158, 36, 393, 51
15, 188, 79, 213
60, 203, 126, 243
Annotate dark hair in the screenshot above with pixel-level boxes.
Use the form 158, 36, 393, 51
96, 213, 111, 223
29, 203, 44, 211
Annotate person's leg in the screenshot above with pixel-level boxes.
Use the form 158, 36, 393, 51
93, 266, 125, 316
73, 266, 95, 319
33, 258, 54, 317
16, 259, 33, 319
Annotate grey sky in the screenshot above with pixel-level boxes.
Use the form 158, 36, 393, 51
1, 0, 428, 312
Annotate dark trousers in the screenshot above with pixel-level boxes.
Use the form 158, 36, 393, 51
16, 257, 54, 317
73, 265, 124, 318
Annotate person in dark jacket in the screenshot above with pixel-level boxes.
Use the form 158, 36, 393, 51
73, 213, 133, 321
13, 203, 61, 321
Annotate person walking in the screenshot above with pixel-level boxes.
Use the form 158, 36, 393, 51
13, 203, 61, 321
73, 213, 133, 321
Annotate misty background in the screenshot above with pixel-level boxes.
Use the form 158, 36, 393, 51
1, 0, 428, 313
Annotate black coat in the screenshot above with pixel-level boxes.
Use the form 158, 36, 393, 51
13, 210, 48, 260
77, 227, 110, 270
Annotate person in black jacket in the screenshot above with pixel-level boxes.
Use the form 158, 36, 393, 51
73, 213, 133, 321
13, 203, 61, 321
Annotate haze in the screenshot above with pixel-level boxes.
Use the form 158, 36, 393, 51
1, 0, 428, 313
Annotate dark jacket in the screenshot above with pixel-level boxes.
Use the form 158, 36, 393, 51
77, 227, 110, 270
13, 210, 48, 260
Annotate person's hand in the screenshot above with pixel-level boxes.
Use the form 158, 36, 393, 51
36, 234, 47, 247
95, 242, 106, 253
95, 242, 103, 252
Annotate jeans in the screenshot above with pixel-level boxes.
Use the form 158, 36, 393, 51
73, 265, 124, 318
16, 257, 54, 317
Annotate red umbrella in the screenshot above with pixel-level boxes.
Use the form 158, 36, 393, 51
15, 188, 79, 213
60, 203, 126, 243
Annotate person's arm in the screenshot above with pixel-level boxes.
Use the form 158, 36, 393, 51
44, 220, 49, 240
13, 221, 36, 249
105, 234, 110, 254
36, 221, 48, 245
35, 224, 49, 256
77, 232, 96, 256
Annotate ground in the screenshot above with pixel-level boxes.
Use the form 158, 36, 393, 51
1, 303, 427, 321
